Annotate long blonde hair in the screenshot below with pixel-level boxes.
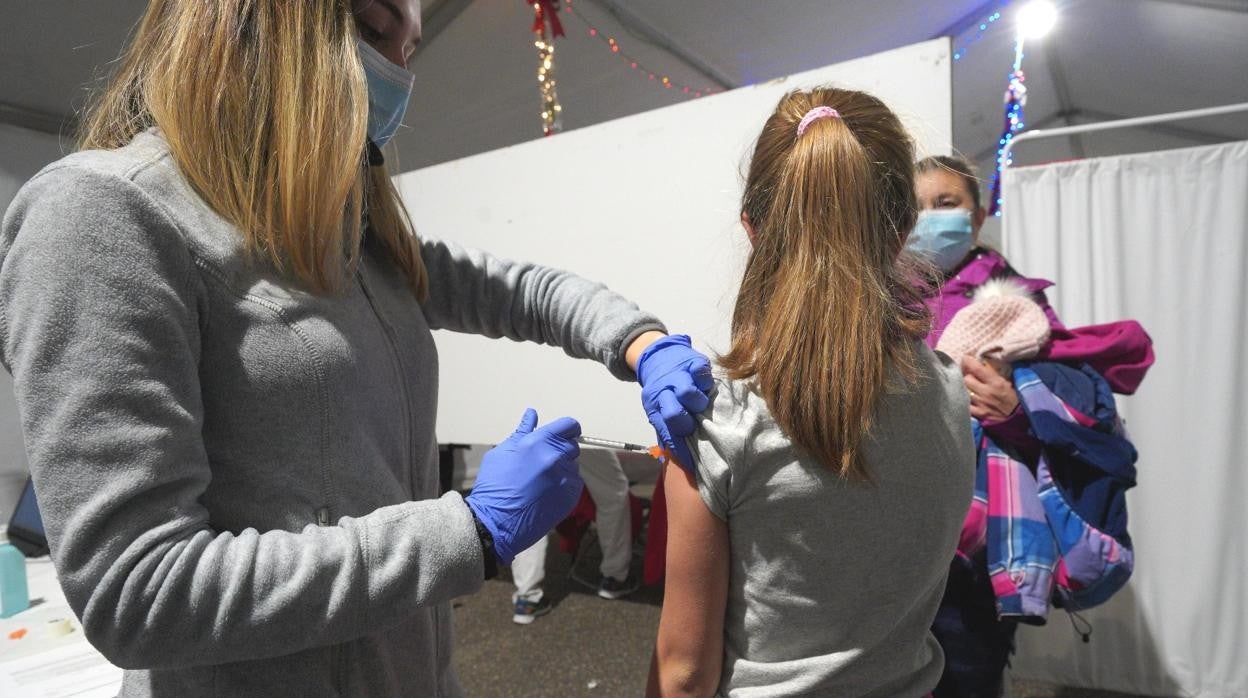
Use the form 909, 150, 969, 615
78, 0, 427, 297
720, 88, 930, 480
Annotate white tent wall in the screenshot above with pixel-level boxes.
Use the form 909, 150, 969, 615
0, 123, 67, 520
1001, 141, 1248, 697
397, 39, 952, 446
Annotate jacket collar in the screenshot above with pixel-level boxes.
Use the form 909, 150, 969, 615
943, 247, 1054, 296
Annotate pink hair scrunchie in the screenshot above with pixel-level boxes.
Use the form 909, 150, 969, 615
796, 106, 841, 136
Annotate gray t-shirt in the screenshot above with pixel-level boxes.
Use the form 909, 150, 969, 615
691, 345, 974, 697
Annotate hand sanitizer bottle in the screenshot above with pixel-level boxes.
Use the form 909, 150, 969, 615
0, 526, 30, 618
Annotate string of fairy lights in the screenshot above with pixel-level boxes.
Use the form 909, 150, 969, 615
524, 0, 1058, 217
563, 1, 723, 100
936, 0, 1055, 216
989, 0, 1056, 216
529, 0, 564, 136
527, 0, 724, 137
989, 34, 1029, 216
952, 2, 1013, 63
535, 35, 562, 136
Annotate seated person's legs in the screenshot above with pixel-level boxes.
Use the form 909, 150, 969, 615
579, 448, 638, 598
507, 448, 638, 623
511, 536, 550, 624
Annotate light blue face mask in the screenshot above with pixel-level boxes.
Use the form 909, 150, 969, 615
907, 208, 975, 272
357, 39, 415, 148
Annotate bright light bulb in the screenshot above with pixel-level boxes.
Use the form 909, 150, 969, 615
1017, 0, 1058, 40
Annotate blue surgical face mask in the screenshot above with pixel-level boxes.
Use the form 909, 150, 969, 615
907, 208, 975, 272
357, 39, 415, 148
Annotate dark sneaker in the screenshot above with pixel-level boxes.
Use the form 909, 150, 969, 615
512, 597, 552, 625
597, 574, 639, 600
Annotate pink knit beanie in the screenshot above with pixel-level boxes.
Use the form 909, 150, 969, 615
936, 279, 1051, 362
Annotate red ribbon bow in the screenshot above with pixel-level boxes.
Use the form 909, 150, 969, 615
528, 0, 565, 39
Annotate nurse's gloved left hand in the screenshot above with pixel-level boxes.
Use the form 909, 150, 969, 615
465, 409, 584, 566
637, 334, 714, 472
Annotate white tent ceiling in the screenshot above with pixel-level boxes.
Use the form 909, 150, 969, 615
2, 0, 1246, 184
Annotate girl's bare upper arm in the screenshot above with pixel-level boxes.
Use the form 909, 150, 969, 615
649, 461, 730, 696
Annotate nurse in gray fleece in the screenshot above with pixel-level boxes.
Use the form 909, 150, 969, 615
0, 1, 711, 695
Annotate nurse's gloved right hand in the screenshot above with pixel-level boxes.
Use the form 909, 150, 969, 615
465, 409, 584, 566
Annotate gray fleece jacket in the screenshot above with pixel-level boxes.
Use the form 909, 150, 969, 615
0, 129, 664, 696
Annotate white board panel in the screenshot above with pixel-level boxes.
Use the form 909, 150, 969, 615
398, 39, 952, 445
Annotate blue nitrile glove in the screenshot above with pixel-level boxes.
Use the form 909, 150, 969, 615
636, 334, 714, 472
465, 409, 584, 566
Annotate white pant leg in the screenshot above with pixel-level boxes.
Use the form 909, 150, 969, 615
579, 448, 632, 581
511, 535, 547, 603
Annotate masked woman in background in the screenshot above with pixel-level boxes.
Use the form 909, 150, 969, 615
911, 156, 1150, 696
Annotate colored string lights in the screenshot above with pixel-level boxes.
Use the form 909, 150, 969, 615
564, 2, 1016, 101
989, 1, 1057, 215
523, 0, 1049, 157
525, 0, 722, 136
952, 2, 1013, 63
988, 36, 1028, 216
563, 1, 721, 100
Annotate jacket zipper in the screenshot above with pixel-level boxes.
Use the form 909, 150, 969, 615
357, 272, 443, 689
356, 271, 416, 498
432, 604, 442, 695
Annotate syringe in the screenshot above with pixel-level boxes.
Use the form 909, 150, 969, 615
577, 435, 650, 453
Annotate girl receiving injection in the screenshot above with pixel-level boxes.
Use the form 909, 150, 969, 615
648, 89, 975, 697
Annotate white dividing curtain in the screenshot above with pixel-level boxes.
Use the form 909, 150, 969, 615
1001, 141, 1248, 697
